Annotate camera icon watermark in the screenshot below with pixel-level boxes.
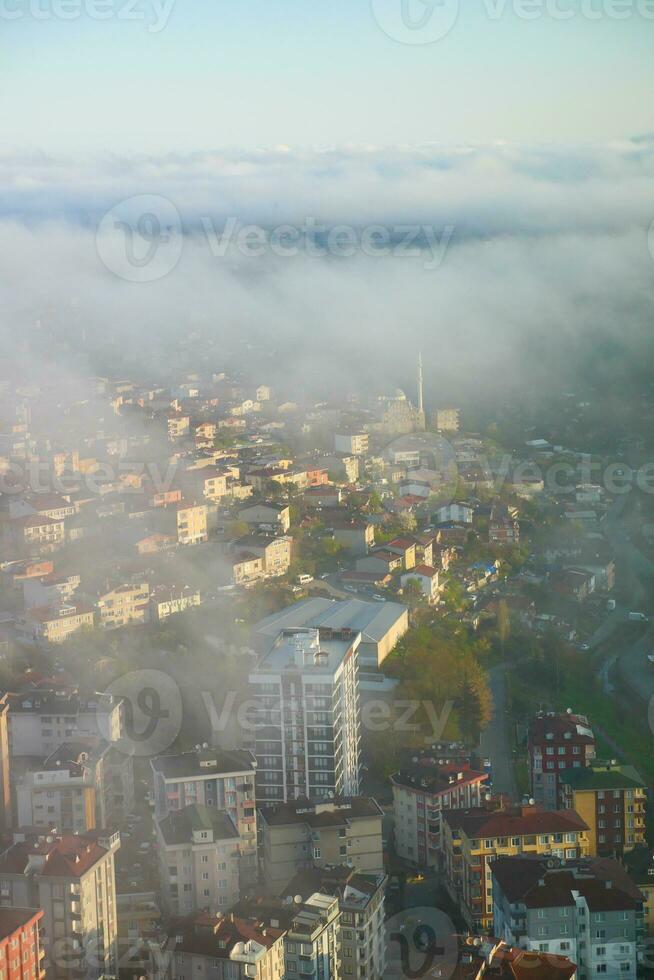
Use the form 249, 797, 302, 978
96, 194, 183, 283
99, 669, 183, 757
385, 906, 458, 980
370, 0, 460, 44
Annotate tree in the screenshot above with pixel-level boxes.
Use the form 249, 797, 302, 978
383, 624, 493, 747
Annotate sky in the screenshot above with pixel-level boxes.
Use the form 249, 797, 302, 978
1, 0, 654, 402
1, 0, 654, 153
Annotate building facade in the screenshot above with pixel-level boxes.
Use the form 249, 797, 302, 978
156, 804, 241, 917
442, 805, 591, 932
528, 711, 596, 809
258, 798, 384, 891
559, 763, 647, 857
248, 627, 361, 803
151, 748, 257, 884
0, 829, 120, 980
492, 854, 641, 980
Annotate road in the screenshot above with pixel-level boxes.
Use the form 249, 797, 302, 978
479, 665, 518, 800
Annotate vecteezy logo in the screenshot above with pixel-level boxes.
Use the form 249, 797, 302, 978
96, 194, 183, 283
384, 429, 459, 511
370, 0, 460, 44
99, 669, 183, 757
385, 906, 458, 980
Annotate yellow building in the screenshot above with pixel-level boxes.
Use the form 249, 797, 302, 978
559, 762, 647, 857
17, 602, 95, 644
175, 502, 208, 545
6, 514, 66, 556
442, 805, 590, 932
98, 583, 150, 629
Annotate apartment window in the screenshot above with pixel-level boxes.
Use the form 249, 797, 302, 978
313, 848, 321, 859
597, 966, 607, 974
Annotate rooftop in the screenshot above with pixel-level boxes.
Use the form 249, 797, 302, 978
151, 747, 256, 780
259, 797, 383, 828
158, 804, 239, 846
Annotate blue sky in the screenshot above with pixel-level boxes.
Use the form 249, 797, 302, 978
2, 0, 653, 153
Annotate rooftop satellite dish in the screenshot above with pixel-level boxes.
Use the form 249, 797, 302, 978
294, 895, 303, 905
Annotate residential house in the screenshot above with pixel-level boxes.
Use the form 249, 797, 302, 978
281, 866, 387, 980
489, 505, 520, 546
258, 797, 384, 891
550, 569, 595, 602
237, 502, 291, 534
492, 854, 641, 979
559, 762, 647, 857
151, 748, 257, 884
283, 893, 341, 980
355, 550, 403, 576
528, 711, 596, 810
442, 805, 591, 931
156, 804, 241, 917
15, 602, 95, 644
0, 829, 120, 980
232, 535, 292, 578
5, 515, 66, 556
163, 909, 286, 980
7, 689, 122, 757
400, 564, 440, 602
334, 433, 369, 456
97, 582, 150, 629
150, 584, 201, 621
391, 754, 487, 866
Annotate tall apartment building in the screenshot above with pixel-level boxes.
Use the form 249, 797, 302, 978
528, 710, 596, 809
258, 797, 384, 892
492, 854, 641, 980
559, 762, 647, 857
164, 909, 286, 980
391, 753, 488, 867
7, 690, 123, 758
156, 804, 241, 917
281, 866, 387, 980
0, 907, 45, 980
0, 829, 120, 980
151, 748, 257, 884
248, 627, 361, 803
442, 805, 591, 932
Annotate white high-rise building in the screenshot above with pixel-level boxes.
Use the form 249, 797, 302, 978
248, 627, 361, 803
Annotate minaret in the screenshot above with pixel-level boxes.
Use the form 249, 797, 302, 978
417, 352, 424, 415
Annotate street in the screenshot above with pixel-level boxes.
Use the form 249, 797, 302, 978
479, 664, 518, 800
